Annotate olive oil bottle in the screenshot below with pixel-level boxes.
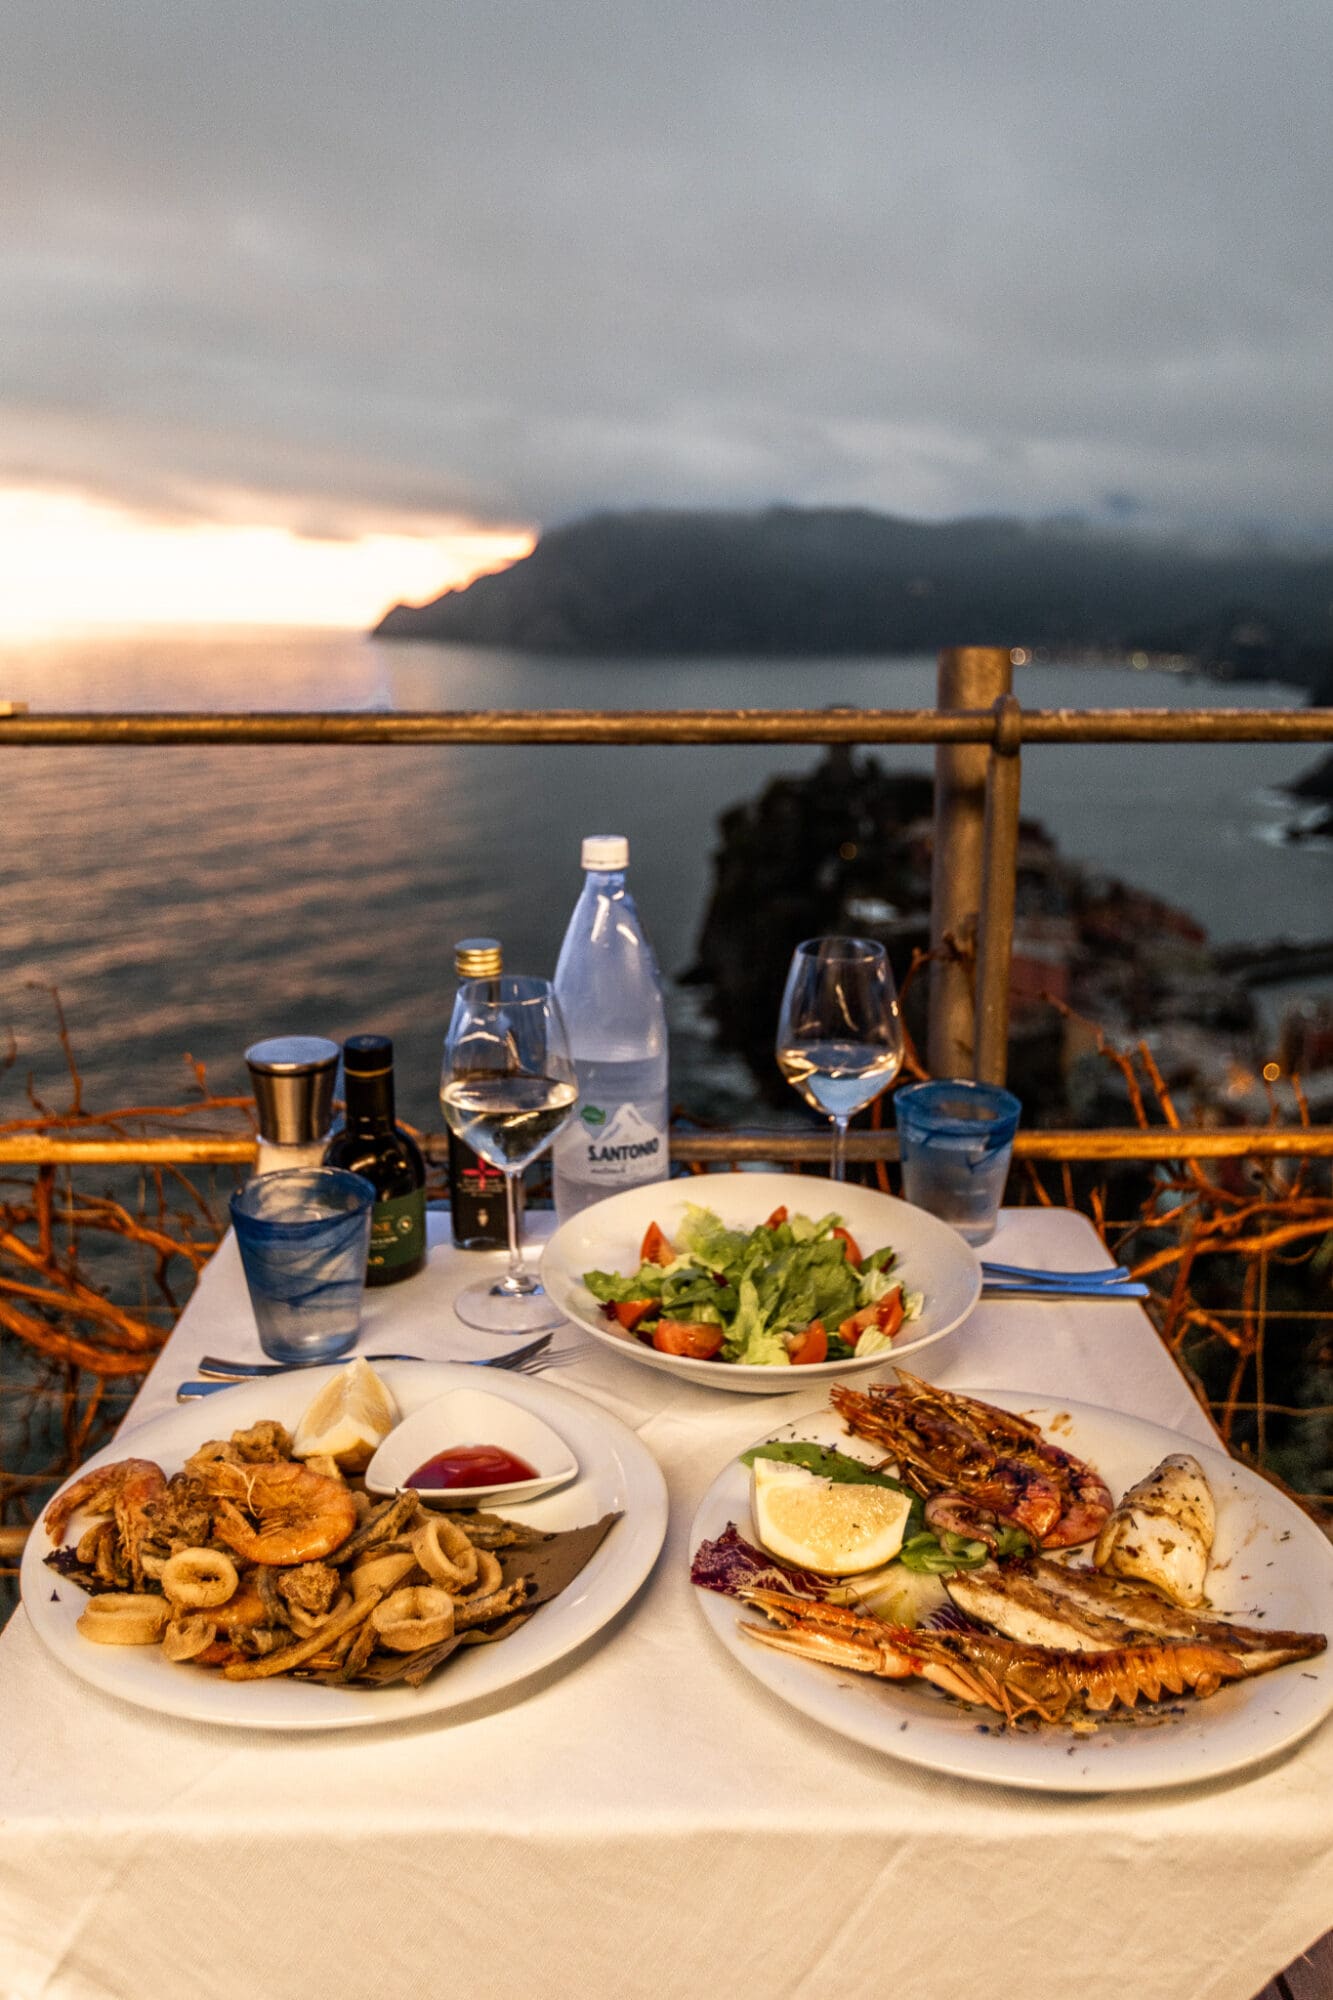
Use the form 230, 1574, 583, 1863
324, 1034, 427, 1284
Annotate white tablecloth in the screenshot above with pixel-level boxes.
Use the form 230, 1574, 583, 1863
1, 1207, 1329, 2000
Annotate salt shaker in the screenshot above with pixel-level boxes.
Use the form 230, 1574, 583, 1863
244, 1036, 341, 1177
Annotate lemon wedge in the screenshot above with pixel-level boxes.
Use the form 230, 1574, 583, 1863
751, 1458, 912, 1576
291, 1358, 399, 1471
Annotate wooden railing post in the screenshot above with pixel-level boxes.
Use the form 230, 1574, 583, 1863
928, 647, 1013, 1077
974, 693, 1023, 1083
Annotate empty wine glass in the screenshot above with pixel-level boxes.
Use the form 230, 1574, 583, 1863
440, 976, 579, 1332
776, 936, 905, 1181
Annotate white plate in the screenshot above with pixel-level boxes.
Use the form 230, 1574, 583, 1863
365, 1387, 579, 1506
24, 1362, 667, 1732
540, 1172, 981, 1393
691, 1392, 1333, 1791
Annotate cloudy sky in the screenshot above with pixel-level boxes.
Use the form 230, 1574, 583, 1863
3, 1, 1330, 624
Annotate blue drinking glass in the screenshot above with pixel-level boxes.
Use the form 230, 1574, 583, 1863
230, 1168, 375, 1364
894, 1080, 1022, 1245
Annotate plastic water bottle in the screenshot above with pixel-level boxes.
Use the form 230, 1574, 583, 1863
552, 835, 669, 1221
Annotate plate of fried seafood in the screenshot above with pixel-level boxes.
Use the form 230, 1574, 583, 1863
25, 1361, 667, 1730
691, 1373, 1333, 1791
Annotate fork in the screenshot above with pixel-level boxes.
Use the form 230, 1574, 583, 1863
176, 1334, 585, 1401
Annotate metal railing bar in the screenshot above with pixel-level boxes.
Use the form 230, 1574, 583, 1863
3, 1127, 1332, 1166
2, 707, 1332, 748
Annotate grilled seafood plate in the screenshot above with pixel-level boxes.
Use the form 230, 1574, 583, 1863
694, 1384, 1330, 1754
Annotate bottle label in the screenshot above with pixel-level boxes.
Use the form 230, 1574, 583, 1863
368, 1187, 426, 1273
557, 1099, 667, 1189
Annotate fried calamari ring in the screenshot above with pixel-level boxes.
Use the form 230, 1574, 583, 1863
161, 1547, 240, 1610
371, 1586, 453, 1652
457, 1548, 503, 1599
286, 1589, 353, 1638
412, 1516, 478, 1591
162, 1615, 218, 1662
77, 1593, 170, 1646
349, 1551, 418, 1601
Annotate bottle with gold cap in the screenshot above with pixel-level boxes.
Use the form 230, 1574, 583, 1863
448, 939, 510, 1249
323, 1034, 427, 1284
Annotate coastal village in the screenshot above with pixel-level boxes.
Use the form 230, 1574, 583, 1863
690, 740, 1333, 1139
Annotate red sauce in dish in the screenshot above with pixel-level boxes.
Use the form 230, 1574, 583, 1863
406, 1444, 539, 1490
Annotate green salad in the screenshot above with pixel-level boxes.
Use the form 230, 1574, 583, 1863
582, 1201, 923, 1366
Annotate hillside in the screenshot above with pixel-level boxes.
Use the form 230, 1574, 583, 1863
374, 507, 1333, 680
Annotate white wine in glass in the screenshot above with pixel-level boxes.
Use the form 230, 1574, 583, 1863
776, 937, 905, 1180
440, 976, 579, 1333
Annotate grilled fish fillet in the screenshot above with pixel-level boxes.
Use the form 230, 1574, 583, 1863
945, 1556, 1325, 1675
1092, 1452, 1215, 1606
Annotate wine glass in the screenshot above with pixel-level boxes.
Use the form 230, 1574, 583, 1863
440, 976, 579, 1333
775, 936, 905, 1181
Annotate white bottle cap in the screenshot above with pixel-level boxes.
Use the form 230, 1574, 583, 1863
581, 835, 629, 870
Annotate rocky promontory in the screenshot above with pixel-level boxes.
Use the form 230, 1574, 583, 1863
376, 506, 1333, 682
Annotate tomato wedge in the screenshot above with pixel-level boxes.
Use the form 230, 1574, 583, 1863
652, 1319, 725, 1359
639, 1221, 676, 1267
764, 1205, 789, 1228
831, 1225, 863, 1266
612, 1299, 656, 1333
838, 1288, 905, 1348
787, 1319, 828, 1365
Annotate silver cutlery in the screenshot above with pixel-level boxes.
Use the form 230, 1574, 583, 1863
981, 1277, 1149, 1300
198, 1350, 438, 1379
980, 1261, 1133, 1284
176, 1334, 586, 1401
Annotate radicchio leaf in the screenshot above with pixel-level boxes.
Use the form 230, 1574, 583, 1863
689, 1522, 827, 1600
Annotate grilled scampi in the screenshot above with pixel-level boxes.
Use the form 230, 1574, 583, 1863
944, 1557, 1324, 1676
737, 1587, 1325, 1724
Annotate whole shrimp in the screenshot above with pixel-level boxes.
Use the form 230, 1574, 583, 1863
198, 1459, 358, 1566
44, 1458, 168, 1583
831, 1371, 1112, 1549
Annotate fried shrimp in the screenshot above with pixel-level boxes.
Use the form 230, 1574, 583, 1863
200, 1459, 358, 1566
45, 1458, 168, 1549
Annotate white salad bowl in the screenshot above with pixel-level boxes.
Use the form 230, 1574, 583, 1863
365, 1387, 579, 1505
540, 1172, 981, 1394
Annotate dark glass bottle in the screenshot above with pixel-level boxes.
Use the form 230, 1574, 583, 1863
448, 939, 509, 1249
324, 1034, 426, 1285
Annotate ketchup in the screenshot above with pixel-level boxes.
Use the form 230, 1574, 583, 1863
406, 1443, 539, 1490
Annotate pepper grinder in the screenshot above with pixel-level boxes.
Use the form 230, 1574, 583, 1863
245, 1036, 341, 1177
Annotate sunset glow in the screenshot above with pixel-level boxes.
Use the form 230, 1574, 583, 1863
0, 489, 535, 636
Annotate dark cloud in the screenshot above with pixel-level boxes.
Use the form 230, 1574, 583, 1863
3, 0, 1330, 540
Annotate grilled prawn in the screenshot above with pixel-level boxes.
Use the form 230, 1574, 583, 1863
830, 1371, 1112, 1548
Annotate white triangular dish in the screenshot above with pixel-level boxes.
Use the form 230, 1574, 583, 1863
365, 1387, 579, 1506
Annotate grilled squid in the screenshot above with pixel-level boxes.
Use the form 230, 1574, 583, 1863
1093, 1453, 1215, 1608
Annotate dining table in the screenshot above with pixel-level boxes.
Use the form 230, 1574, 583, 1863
1, 1199, 1329, 2000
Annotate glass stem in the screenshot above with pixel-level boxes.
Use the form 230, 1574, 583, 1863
504, 1170, 524, 1278
830, 1116, 849, 1182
